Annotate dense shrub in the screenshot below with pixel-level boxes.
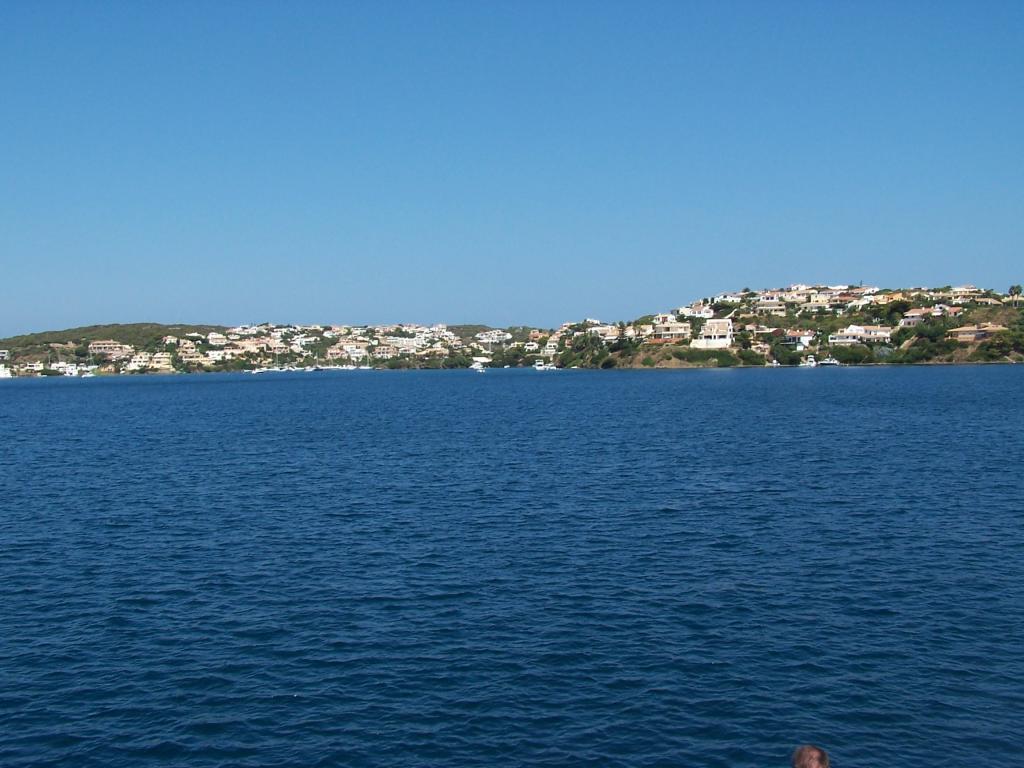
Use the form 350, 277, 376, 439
669, 348, 738, 367
971, 332, 1024, 361
829, 345, 874, 364
738, 349, 765, 366
890, 337, 959, 364
770, 343, 803, 366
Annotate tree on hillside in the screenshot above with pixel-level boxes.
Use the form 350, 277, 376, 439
877, 299, 912, 325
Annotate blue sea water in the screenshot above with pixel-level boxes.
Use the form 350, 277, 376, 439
1, 366, 1022, 767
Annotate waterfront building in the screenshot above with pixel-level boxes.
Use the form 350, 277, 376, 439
589, 325, 622, 343
652, 319, 691, 342
88, 340, 135, 359
946, 323, 1008, 343
178, 351, 206, 365
691, 319, 734, 349
125, 353, 153, 371
828, 324, 893, 345
150, 352, 174, 370
783, 330, 816, 350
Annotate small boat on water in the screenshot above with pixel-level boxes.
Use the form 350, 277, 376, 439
799, 355, 818, 367
819, 356, 842, 366
0, 365, 12, 379
533, 360, 557, 371
469, 361, 486, 373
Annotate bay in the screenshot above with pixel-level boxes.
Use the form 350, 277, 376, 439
1, 367, 1022, 767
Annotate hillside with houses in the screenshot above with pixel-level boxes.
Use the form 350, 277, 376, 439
1, 283, 1022, 377
557, 282, 1024, 369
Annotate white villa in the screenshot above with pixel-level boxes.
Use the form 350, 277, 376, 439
652, 319, 691, 342
828, 325, 893, 345
88, 340, 135, 359
676, 304, 715, 319
691, 319, 734, 349
589, 325, 622, 343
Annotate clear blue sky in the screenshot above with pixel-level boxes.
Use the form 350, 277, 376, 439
2, 1, 1022, 335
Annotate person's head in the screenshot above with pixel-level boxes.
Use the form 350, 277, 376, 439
791, 744, 829, 768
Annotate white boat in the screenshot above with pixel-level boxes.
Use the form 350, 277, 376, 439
0, 365, 12, 379
799, 355, 818, 367
469, 361, 486, 373
533, 360, 557, 371
819, 356, 842, 366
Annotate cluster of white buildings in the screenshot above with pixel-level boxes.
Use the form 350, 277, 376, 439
322, 324, 469, 363
2, 282, 1018, 376
540, 315, 738, 353
3, 322, 505, 375
533, 283, 1016, 361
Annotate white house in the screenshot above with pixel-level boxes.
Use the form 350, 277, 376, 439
691, 319, 734, 349
783, 330, 816, 350
88, 340, 135, 359
125, 352, 153, 372
828, 325, 892, 345
150, 352, 174, 370
624, 324, 654, 340
756, 296, 787, 316
589, 325, 621, 343
653, 319, 691, 342
677, 304, 715, 319
476, 329, 513, 344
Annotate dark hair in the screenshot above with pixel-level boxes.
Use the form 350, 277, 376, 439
792, 745, 829, 768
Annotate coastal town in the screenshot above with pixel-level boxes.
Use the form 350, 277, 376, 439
1, 282, 1022, 377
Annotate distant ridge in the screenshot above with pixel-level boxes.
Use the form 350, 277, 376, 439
0, 323, 228, 350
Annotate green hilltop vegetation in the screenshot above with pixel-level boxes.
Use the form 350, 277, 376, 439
0, 323, 227, 359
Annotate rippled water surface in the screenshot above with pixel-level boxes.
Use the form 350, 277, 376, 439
2, 367, 1023, 767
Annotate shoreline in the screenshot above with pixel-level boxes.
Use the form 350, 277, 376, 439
4, 358, 1021, 380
